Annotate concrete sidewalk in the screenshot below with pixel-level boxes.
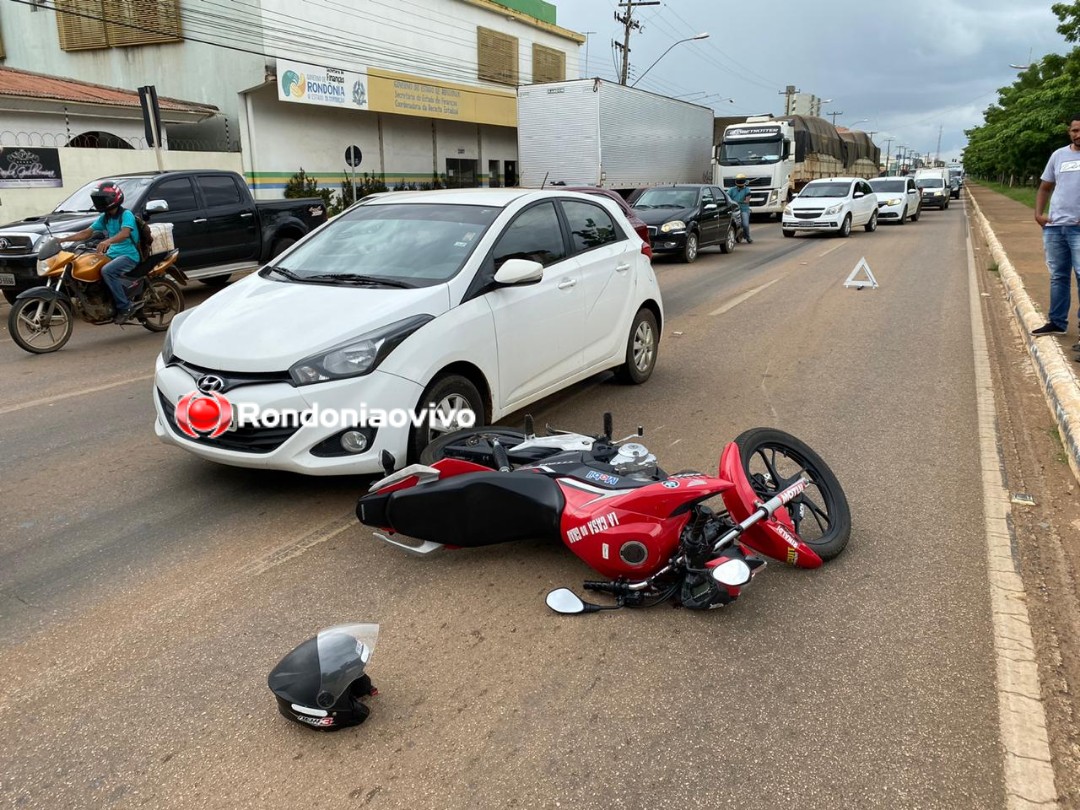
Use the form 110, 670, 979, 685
967, 183, 1080, 482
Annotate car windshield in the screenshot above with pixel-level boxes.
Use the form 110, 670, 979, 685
52, 177, 154, 213
632, 188, 699, 209
720, 139, 783, 165
916, 178, 945, 189
869, 180, 906, 193
799, 182, 851, 198
270, 202, 500, 287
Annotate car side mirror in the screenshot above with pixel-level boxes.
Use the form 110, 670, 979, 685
853, 191, 865, 199
494, 258, 544, 285
145, 199, 169, 214
703, 203, 717, 212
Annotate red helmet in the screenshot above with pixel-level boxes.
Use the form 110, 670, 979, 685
90, 180, 124, 212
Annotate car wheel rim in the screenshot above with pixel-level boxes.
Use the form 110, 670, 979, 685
633, 321, 655, 372
726, 227, 735, 251
687, 236, 697, 260
429, 393, 474, 438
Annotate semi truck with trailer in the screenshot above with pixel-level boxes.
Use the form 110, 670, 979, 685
516, 79, 714, 194
714, 115, 881, 217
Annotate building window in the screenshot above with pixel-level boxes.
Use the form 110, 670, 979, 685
532, 44, 565, 84
56, 0, 182, 52
477, 26, 518, 86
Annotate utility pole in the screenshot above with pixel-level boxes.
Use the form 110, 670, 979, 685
778, 85, 798, 115
615, 1, 660, 85
883, 137, 894, 175
828, 110, 844, 126
934, 125, 943, 165
582, 31, 596, 78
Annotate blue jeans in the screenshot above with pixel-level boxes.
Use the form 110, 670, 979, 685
101, 255, 138, 311
740, 209, 751, 242
1043, 225, 1080, 329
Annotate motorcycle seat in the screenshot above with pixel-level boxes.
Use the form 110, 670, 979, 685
125, 249, 178, 279
380, 472, 566, 546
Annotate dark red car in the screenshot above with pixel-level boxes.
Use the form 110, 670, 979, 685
559, 186, 652, 255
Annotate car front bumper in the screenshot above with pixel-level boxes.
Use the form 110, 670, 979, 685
781, 218, 843, 231
153, 358, 424, 475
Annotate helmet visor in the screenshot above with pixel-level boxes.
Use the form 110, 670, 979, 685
317, 623, 379, 705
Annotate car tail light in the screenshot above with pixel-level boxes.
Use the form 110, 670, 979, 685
640, 239, 653, 259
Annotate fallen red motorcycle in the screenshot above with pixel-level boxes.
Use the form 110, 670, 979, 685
356, 414, 850, 613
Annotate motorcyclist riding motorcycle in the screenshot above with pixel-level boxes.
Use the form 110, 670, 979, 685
60, 180, 143, 323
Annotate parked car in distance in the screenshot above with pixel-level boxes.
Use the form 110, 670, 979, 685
868, 176, 922, 225
630, 184, 740, 263
0, 170, 328, 303
914, 168, 951, 209
559, 186, 652, 253
154, 188, 664, 475
782, 178, 879, 238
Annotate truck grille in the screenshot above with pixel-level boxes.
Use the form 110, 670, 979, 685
157, 391, 299, 454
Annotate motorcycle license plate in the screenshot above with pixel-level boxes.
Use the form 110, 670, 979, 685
0, 273, 15, 286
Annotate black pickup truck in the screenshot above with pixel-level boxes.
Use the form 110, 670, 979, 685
0, 170, 327, 303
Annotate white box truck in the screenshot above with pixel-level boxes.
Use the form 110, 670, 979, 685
516, 79, 714, 193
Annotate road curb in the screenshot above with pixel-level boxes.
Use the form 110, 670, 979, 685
967, 191, 1080, 484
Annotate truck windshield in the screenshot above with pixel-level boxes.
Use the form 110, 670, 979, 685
52, 177, 154, 213
720, 139, 783, 165
271, 202, 499, 287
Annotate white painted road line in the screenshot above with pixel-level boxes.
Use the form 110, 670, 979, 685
0, 373, 155, 417
709, 278, 781, 317
817, 242, 846, 258
967, 230, 1059, 808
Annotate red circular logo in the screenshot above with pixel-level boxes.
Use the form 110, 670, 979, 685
175, 391, 233, 439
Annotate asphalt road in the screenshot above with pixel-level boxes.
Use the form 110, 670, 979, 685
0, 207, 1007, 809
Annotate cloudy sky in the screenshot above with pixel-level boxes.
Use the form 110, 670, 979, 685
555, 0, 1071, 161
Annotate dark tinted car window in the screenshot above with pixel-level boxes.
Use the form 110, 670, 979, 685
702, 187, 715, 206
493, 202, 566, 268
562, 200, 619, 253
198, 175, 243, 207
150, 177, 198, 212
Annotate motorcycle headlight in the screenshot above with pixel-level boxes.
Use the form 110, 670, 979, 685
37, 259, 53, 276
659, 220, 686, 233
289, 315, 434, 385
825, 204, 843, 215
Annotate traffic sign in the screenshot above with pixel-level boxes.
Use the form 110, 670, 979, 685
345, 145, 363, 168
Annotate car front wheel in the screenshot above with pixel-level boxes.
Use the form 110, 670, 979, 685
838, 215, 852, 238
408, 374, 485, 462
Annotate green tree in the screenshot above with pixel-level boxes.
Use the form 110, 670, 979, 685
283, 168, 335, 211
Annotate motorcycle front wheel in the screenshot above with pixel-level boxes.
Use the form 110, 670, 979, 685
419, 426, 530, 468
733, 428, 851, 561
139, 277, 184, 332
8, 296, 74, 354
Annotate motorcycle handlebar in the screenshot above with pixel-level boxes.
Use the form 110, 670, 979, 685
583, 580, 619, 594
491, 440, 511, 473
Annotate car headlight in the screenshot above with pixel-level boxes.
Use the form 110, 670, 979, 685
884, 198, 901, 207
659, 220, 686, 233
825, 204, 843, 215
289, 314, 434, 385
160, 309, 193, 364
783, 205, 793, 216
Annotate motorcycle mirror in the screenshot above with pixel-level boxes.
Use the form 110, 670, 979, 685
603, 412, 613, 441
710, 559, 752, 587
545, 588, 606, 615
524, 414, 535, 440
380, 450, 396, 476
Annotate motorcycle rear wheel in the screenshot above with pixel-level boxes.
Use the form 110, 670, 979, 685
733, 428, 851, 561
8, 296, 74, 354
139, 277, 184, 332
419, 426, 530, 468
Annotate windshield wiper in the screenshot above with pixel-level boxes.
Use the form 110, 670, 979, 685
264, 265, 306, 281
54, 208, 97, 214
304, 273, 415, 288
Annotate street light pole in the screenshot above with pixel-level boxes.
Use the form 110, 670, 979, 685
629, 33, 710, 88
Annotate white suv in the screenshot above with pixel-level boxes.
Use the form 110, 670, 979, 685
782, 178, 879, 238
868, 176, 922, 225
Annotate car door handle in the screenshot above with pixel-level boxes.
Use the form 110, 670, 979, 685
557, 279, 577, 290
615, 263, 631, 273
240, 212, 254, 218
192, 218, 207, 224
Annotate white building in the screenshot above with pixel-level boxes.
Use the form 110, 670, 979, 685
0, 0, 584, 200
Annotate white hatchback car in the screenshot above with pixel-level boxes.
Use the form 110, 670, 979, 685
782, 178, 879, 238
153, 188, 663, 475
868, 176, 922, 225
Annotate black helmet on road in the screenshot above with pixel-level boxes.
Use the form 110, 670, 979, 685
268, 623, 379, 731
90, 180, 124, 212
